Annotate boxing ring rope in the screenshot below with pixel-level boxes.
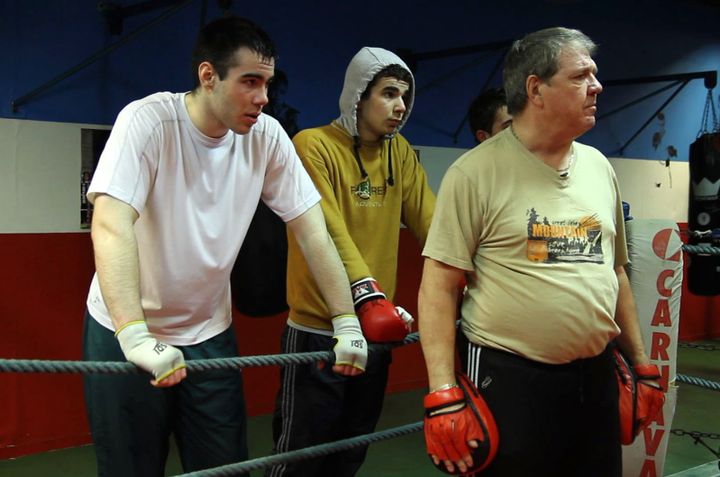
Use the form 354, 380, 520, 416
0, 351, 339, 375
676, 374, 720, 392
673, 244, 720, 470
1, 243, 719, 475
0, 333, 419, 375
682, 243, 720, 256
679, 342, 720, 351
175, 422, 424, 477
0, 332, 426, 476
3, 340, 719, 476
671, 372, 720, 469
2, 340, 717, 393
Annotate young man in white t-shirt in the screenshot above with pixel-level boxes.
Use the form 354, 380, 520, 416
83, 16, 366, 477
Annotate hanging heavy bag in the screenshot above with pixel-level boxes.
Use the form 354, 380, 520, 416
231, 201, 290, 317
688, 133, 720, 231
687, 90, 720, 295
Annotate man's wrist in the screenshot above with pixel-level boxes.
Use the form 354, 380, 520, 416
430, 382, 458, 393
114, 320, 147, 337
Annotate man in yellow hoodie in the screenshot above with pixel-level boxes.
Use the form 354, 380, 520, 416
267, 47, 435, 477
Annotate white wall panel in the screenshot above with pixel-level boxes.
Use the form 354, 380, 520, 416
0, 118, 108, 233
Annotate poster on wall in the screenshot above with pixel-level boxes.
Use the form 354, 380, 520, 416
80, 128, 111, 229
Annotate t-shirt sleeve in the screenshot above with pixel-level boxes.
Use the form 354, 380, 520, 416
261, 122, 321, 222
612, 170, 629, 268
422, 164, 481, 272
87, 102, 160, 214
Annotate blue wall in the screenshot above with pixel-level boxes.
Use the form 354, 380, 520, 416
2, 0, 719, 157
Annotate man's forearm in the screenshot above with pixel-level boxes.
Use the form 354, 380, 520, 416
614, 265, 649, 365
419, 258, 463, 390
288, 204, 354, 317
305, 231, 355, 316
91, 197, 145, 330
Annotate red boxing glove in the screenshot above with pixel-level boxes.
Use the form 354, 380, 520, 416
424, 373, 498, 475
613, 347, 665, 445
351, 277, 411, 343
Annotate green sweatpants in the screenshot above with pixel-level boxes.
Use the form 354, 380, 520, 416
83, 312, 249, 477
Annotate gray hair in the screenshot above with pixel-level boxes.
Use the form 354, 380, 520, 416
503, 27, 597, 115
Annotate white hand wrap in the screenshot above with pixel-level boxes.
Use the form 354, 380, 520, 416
115, 321, 186, 382
331, 314, 367, 371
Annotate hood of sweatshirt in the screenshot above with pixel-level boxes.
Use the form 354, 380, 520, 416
335, 47, 415, 139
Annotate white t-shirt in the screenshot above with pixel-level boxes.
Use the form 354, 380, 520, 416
86, 92, 320, 345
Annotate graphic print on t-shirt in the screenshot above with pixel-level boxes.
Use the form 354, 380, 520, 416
525, 207, 604, 264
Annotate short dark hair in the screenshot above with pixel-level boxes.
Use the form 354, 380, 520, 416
468, 88, 507, 138
360, 64, 413, 101
503, 27, 597, 115
191, 16, 277, 89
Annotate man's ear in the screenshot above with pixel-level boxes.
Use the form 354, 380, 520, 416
198, 62, 216, 89
475, 130, 490, 143
526, 75, 544, 106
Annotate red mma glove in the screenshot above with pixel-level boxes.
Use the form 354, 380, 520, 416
613, 347, 665, 445
351, 277, 412, 343
424, 373, 498, 475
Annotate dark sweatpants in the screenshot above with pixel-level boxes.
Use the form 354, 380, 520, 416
83, 312, 249, 477
460, 339, 621, 477
266, 325, 391, 477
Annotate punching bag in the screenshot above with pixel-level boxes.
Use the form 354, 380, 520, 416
230, 201, 290, 316
687, 91, 720, 295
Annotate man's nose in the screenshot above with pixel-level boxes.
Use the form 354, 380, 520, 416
256, 87, 269, 106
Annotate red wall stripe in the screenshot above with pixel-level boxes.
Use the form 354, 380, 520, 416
1, 226, 717, 458
0, 230, 427, 458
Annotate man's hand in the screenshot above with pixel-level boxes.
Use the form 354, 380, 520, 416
115, 321, 187, 387
424, 373, 498, 474
331, 314, 367, 376
351, 277, 411, 342
634, 363, 665, 433
614, 348, 665, 445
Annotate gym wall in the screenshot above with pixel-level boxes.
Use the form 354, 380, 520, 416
2, 0, 719, 459
1, 119, 719, 458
